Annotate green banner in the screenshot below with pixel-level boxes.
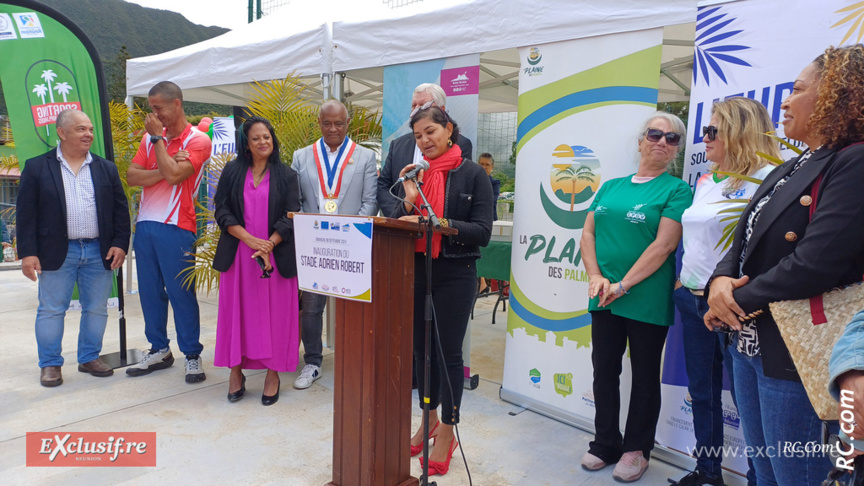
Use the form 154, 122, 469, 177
0, 0, 111, 167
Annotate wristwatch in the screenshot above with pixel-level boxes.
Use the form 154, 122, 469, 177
150, 135, 164, 144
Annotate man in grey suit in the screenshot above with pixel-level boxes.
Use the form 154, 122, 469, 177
292, 99, 378, 389
377, 83, 473, 218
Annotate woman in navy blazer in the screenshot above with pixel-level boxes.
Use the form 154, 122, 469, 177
704, 45, 864, 485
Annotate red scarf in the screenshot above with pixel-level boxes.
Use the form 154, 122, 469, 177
415, 144, 462, 257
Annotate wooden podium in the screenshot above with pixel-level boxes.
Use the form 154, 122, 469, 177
323, 216, 427, 486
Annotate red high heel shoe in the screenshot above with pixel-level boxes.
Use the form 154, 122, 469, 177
410, 421, 440, 457
418, 438, 458, 476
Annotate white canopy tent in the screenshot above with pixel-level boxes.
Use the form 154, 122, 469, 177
126, 0, 698, 110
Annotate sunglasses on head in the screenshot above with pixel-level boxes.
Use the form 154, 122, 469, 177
409, 100, 438, 118
644, 128, 682, 146
702, 125, 719, 142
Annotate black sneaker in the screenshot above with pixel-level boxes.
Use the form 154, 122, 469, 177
668, 470, 725, 486
126, 348, 174, 376
185, 354, 206, 383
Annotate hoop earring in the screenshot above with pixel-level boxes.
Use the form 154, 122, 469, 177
448, 139, 453, 147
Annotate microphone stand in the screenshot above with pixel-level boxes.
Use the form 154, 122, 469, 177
413, 177, 438, 486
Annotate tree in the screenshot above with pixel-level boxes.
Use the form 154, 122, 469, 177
105, 45, 131, 103
180, 74, 383, 293
555, 164, 596, 211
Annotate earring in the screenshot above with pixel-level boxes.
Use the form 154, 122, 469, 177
448, 139, 453, 147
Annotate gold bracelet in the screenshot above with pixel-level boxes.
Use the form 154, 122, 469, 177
439, 218, 449, 228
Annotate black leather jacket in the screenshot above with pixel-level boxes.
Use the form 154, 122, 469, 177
391, 158, 493, 259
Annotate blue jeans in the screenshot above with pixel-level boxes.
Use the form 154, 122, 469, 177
673, 286, 726, 476
133, 222, 202, 355
36, 239, 113, 367
729, 334, 834, 486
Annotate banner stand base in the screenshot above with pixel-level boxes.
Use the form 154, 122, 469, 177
498, 386, 747, 486
101, 349, 144, 370
463, 374, 479, 390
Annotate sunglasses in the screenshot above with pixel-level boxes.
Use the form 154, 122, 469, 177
702, 125, 719, 142
409, 100, 438, 118
645, 128, 682, 146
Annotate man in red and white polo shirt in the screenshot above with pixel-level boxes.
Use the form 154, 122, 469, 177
126, 81, 211, 384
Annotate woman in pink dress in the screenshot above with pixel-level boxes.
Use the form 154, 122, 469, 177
212, 116, 301, 405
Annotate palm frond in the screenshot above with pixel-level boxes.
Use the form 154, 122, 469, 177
713, 170, 763, 185
756, 150, 784, 166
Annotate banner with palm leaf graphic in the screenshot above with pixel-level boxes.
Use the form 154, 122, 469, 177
0, 0, 111, 167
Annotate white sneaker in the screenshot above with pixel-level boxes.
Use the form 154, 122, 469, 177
184, 354, 206, 383
126, 348, 174, 376
293, 364, 321, 389
612, 451, 649, 482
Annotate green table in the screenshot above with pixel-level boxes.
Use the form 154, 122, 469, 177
474, 240, 512, 324
476, 240, 512, 281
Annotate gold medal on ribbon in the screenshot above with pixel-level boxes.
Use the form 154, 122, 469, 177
325, 199, 338, 213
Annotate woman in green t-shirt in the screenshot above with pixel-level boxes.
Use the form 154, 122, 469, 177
579, 111, 692, 482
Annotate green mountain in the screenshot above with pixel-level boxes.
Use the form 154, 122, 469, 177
36, 0, 229, 60
0, 0, 233, 114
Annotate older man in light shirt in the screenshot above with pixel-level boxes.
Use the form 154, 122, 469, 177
17, 109, 131, 387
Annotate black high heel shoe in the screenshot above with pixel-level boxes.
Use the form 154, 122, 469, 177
262, 376, 280, 406
227, 374, 246, 402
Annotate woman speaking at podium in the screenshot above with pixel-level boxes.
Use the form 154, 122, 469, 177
390, 102, 493, 476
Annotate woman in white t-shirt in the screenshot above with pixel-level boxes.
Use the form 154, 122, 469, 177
669, 97, 780, 486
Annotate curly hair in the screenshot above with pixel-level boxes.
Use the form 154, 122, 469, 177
710, 97, 780, 190
809, 44, 864, 149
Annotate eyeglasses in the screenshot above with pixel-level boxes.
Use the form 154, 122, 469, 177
409, 100, 438, 118
645, 128, 682, 146
702, 125, 719, 142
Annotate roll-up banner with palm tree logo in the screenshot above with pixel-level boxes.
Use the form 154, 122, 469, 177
0, 0, 112, 167
501, 28, 664, 428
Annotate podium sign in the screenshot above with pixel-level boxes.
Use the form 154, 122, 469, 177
294, 214, 374, 302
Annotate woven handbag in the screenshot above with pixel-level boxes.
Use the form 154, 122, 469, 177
769, 161, 864, 420
770, 282, 864, 420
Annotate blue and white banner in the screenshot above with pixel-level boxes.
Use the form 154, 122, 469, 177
667, 0, 864, 477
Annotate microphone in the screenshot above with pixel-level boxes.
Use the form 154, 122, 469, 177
255, 256, 272, 278
396, 159, 430, 184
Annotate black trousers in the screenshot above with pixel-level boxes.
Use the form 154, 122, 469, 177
413, 254, 476, 425
588, 310, 669, 462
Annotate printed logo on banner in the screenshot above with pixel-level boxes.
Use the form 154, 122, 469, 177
26, 432, 156, 467
529, 368, 541, 388
441, 66, 479, 96
581, 390, 595, 408
553, 372, 573, 397
524, 47, 544, 76
0, 13, 17, 40
540, 144, 601, 231
723, 403, 741, 429
13, 12, 45, 39
693, 6, 752, 86
681, 393, 693, 415
25, 61, 81, 147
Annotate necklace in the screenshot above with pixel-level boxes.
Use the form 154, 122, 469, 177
252, 166, 268, 186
